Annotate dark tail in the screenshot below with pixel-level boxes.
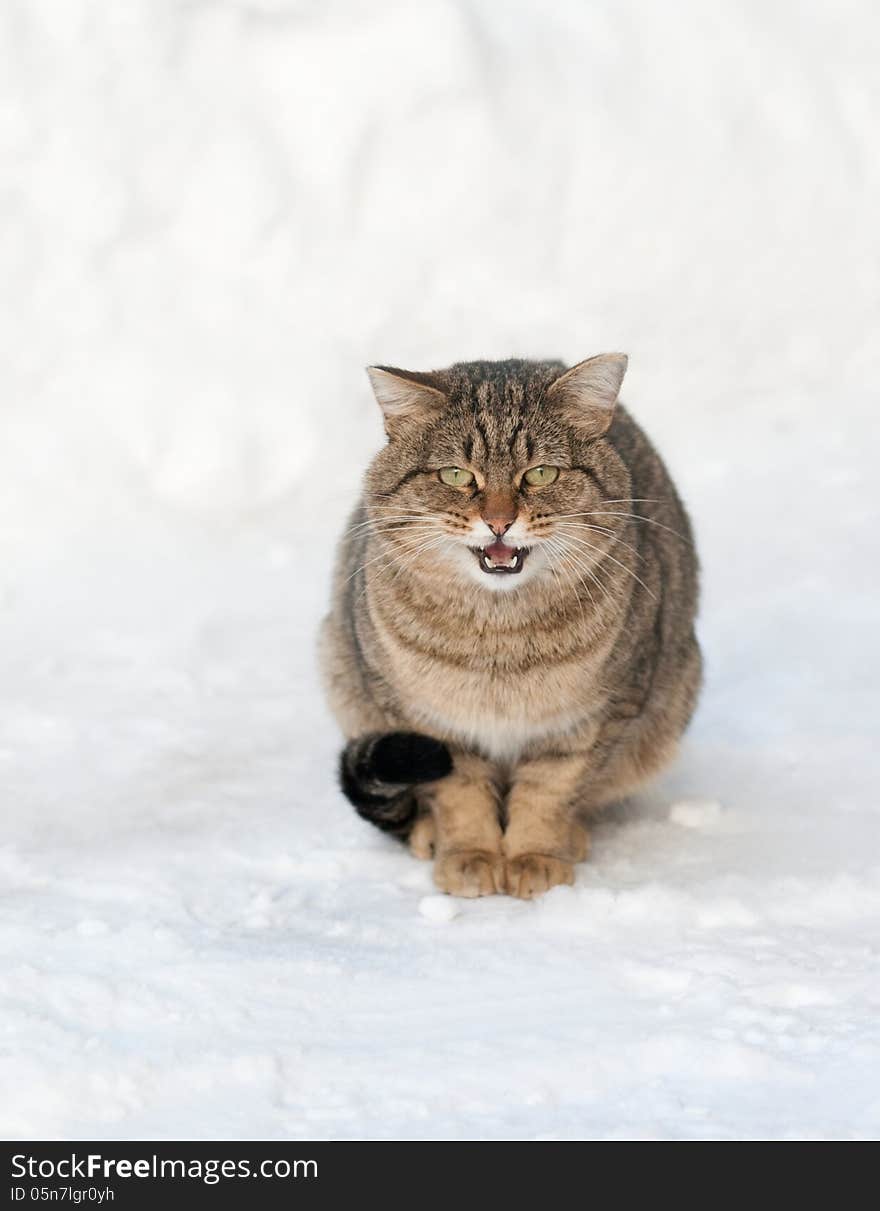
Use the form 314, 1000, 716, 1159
339, 732, 453, 841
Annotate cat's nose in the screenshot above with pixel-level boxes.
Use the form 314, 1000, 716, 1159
484, 517, 514, 537
480, 491, 517, 537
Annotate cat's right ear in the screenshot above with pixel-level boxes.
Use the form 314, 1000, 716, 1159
366, 367, 446, 438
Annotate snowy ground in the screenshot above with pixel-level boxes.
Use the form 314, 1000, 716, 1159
2, 1, 879, 1139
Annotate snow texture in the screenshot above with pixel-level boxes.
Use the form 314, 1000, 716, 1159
2, 0, 879, 1140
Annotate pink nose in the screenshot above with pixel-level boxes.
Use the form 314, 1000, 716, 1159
484, 517, 513, 537
480, 492, 517, 537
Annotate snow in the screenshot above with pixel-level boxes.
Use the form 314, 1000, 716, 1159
668, 799, 724, 830
418, 895, 461, 924
2, 0, 879, 1140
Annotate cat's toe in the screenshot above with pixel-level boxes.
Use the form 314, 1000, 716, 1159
433, 850, 504, 897
408, 815, 436, 860
505, 854, 574, 899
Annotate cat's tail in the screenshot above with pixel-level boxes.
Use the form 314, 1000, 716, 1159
339, 732, 453, 841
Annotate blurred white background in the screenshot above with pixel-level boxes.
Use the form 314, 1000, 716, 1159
2, 0, 879, 1140
4, 0, 877, 547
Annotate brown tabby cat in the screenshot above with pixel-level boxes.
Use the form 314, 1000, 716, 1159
320, 355, 701, 898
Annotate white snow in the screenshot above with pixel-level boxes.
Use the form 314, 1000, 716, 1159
2, 0, 879, 1141
418, 896, 461, 924
668, 800, 724, 829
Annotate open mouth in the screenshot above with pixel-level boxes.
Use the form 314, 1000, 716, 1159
472, 539, 529, 575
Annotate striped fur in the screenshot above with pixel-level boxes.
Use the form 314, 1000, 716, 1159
320, 356, 701, 897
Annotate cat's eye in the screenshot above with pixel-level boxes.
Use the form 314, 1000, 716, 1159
438, 467, 475, 488
523, 465, 560, 487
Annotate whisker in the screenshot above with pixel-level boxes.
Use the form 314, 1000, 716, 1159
544, 538, 591, 625
541, 544, 571, 619
553, 510, 690, 544
555, 531, 657, 601
346, 518, 433, 532
380, 534, 453, 592
543, 537, 591, 613
346, 523, 438, 541
591, 498, 665, 506
545, 535, 609, 611
344, 513, 434, 535
589, 512, 691, 543
344, 528, 443, 583
550, 500, 664, 520
553, 521, 644, 563
559, 539, 617, 604
359, 534, 452, 599
344, 503, 475, 540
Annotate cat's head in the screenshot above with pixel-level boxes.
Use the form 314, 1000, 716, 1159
363, 355, 630, 593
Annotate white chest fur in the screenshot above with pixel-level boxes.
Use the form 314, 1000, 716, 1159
418, 703, 580, 763
393, 656, 590, 763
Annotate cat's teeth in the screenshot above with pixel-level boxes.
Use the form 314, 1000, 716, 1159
476, 544, 526, 574
484, 551, 518, 568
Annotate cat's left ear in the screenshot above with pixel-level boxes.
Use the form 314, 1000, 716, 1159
545, 353, 628, 437
366, 366, 447, 438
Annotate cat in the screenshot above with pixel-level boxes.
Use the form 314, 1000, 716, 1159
320, 354, 701, 898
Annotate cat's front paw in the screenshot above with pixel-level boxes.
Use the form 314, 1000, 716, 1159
434, 849, 504, 897
505, 854, 575, 899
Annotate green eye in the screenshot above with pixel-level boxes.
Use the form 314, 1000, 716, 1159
524, 465, 559, 487
438, 467, 475, 487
